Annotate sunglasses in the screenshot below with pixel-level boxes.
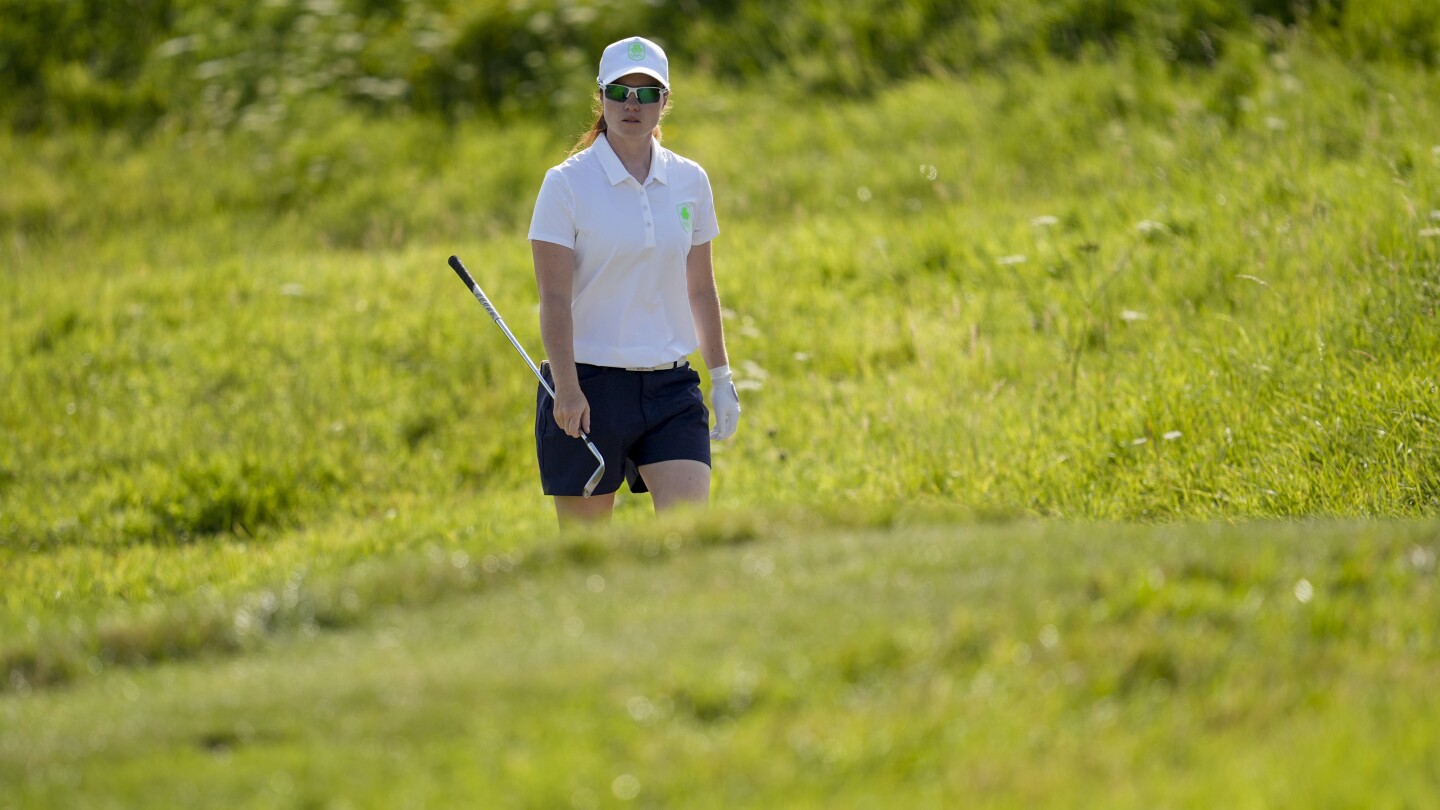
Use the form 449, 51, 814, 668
600, 83, 667, 104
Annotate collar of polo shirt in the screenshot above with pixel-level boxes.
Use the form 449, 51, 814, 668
595, 133, 670, 187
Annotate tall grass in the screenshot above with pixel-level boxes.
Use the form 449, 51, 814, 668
3, 0, 1438, 132
3, 24, 1438, 687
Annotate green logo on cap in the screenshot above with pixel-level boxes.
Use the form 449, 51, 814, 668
677, 202, 694, 233
628, 42, 645, 61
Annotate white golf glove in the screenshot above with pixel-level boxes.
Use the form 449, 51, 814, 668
709, 364, 741, 441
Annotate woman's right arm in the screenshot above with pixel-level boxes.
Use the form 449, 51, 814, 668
532, 239, 590, 438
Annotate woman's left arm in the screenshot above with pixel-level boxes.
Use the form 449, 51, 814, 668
687, 241, 741, 440
686, 241, 728, 370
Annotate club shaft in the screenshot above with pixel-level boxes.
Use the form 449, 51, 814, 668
449, 255, 588, 437
488, 311, 555, 401
450, 256, 553, 393
449, 255, 605, 496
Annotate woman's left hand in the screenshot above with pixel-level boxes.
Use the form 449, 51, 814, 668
709, 365, 741, 441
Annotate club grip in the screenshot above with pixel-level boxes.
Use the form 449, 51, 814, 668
448, 254, 477, 287
449, 255, 503, 324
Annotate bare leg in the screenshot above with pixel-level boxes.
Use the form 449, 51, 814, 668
637, 459, 711, 514
554, 492, 616, 526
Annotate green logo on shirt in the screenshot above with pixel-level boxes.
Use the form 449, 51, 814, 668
628, 42, 645, 61
677, 202, 694, 233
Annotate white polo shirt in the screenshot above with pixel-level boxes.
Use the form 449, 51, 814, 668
527, 133, 720, 369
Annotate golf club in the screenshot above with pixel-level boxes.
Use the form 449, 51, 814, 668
448, 254, 606, 498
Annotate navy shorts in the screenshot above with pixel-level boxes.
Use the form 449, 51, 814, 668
535, 361, 711, 496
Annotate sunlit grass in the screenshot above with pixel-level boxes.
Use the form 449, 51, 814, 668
1, 15, 1439, 805
2, 44, 1438, 682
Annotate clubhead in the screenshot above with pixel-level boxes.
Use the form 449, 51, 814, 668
582, 439, 606, 498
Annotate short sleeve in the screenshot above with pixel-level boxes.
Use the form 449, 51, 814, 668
691, 166, 720, 246
527, 168, 576, 248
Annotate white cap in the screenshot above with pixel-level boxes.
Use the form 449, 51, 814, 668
597, 36, 669, 89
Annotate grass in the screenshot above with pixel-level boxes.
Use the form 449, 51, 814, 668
7, 51, 1436, 631
2, 19, 1439, 804
3, 516, 1438, 806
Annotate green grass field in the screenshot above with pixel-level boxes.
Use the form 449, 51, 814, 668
3, 2, 1440, 804
4, 517, 1438, 806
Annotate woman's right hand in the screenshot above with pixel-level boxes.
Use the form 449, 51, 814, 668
552, 385, 591, 438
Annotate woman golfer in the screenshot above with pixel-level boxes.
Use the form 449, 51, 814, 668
527, 35, 740, 524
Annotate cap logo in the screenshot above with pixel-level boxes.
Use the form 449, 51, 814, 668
677, 202, 694, 233
628, 42, 646, 61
